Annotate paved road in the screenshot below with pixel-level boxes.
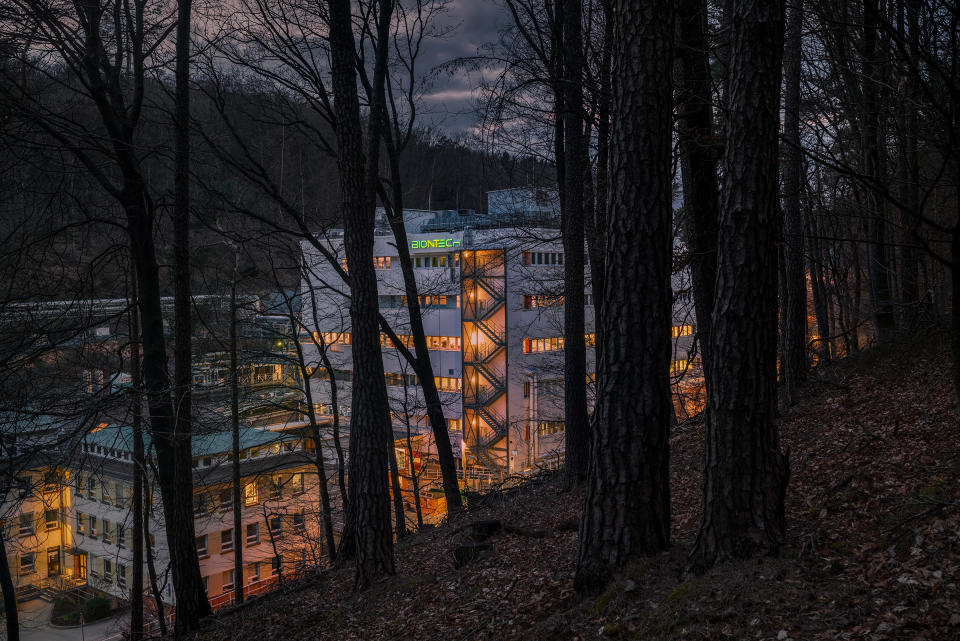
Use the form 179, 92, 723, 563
2, 599, 127, 641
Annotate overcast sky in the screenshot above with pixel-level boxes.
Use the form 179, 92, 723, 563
413, 0, 511, 135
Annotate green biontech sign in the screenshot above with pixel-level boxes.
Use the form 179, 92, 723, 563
411, 238, 461, 250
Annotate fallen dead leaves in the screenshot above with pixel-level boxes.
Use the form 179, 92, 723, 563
191, 337, 959, 641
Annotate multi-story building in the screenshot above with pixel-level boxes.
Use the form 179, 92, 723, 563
301, 188, 700, 486
0, 413, 79, 600
1, 412, 330, 612
71, 423, 327, 607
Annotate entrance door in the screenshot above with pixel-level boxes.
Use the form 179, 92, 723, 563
74, 551, 87, 579
46, 547, 60, 577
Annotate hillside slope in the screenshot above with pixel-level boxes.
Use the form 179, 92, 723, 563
193, 338, 960, 641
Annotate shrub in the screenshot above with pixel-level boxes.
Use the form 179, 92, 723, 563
83, 596, 112, 621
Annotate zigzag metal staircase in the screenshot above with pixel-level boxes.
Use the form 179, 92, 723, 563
462, 250, 508, 478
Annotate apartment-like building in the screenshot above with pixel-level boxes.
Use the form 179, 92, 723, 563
2, 412, 329, 611
71, 424, 327, 606
300, 188, 699, 485
0, 413, 78, 600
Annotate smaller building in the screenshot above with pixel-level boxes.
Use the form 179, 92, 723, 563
71, 423, 329, 607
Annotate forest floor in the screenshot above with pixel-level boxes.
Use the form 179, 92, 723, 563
192, 334, 960, 641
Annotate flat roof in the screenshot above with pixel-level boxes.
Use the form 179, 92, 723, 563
84, 424, 293, 457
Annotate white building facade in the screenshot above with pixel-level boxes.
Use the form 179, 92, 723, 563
300, 189, 699, 484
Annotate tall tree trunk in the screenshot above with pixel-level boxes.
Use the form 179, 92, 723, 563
403, 401, 424, 529
290, 285, 338, 562
586, 0, 611, 326
807, 216, 832, 363
782, 0, 808, 394
129, 257, 144, 641
229, 277, 244, 605
676, 0, 721, 381
143, 475, 167, 637
687, 0, 790, 573
575, 0, 674, 597
863, 0, 897, 341
388, 442, 407, 538
125, 180, 210, 629
561, 0, 590, 489
897, 0, 921, 329
379, 178, 462, 513
300, 374, 338, 564
0, 530, 19, 641
306, 283, 349, 511
327, 0, 395, 588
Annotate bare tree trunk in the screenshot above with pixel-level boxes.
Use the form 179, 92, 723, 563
896, 0, 921, 329
575, 0, 674, 597
782, 0, 808, 394
379, 202, 462, 514
807, 216, 833, 363
561, 0, 590, 489
230, 277, 244, 605
676, 0, 720, 380
142, 476, 167, 637
688, 0, 790, 573
327, 0, 396, 588
402, 399, 424, 529
306, 284, 349, 511
263, 509, 284, 586
0, 533, 19, 641
863, 0, 896, 342
286, 296, 339, 563
129, 257, 144, 641
388, 442, 407, 538
586, 0, 611, 327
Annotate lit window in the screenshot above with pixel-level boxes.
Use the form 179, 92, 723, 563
671, 324, 695, 339
244, 482, 258, 507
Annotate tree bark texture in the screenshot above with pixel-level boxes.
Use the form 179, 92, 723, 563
128, 260, 144, 641
782, 0, 808, 390
327, 0, 395, 588
676, 0, 720, 382
574, 0, 674, 597
561, 0, 589, 489
0, 530, 19, 641
230, 280, 244, 605
125, 182, 211, 629
688, 0, 790, 573
862, 0, 897, 342
382, 200, 462, 513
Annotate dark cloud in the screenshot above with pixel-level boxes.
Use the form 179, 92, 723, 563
415, 0, 509, 135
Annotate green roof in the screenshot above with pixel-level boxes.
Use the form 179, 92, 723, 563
0, 412, 66, 436
85, 424, 292, 457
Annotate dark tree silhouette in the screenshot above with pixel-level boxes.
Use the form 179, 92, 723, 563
575, 0, 674, 597
688, 0, 791, 573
